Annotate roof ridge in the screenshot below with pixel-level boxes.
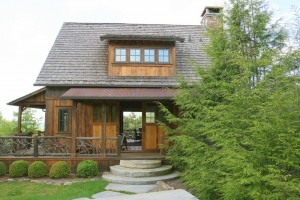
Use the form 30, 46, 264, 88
62, 22, 203, 27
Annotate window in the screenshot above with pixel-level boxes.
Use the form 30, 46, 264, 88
130, 49, 141, 62
144, 49, 155, 63
158, 49, 169, 63
146, 112, 155, 123
58, 109, 71, 133
114, 47, 171, 64
93, 106, 102, 123
115, 48, 126, 62
93, 104, 117, 123
146, 105, 156, 123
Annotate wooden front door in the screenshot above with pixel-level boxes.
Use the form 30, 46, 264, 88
142, 103, 160, 152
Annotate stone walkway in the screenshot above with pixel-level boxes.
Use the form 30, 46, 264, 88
73, 182, 198, 200
0, 176, 198, 200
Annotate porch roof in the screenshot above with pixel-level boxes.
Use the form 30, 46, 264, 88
60, 88, 176, 100
7, 87, 46, 109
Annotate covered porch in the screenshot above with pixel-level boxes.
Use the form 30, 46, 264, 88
2, 87, 175, 169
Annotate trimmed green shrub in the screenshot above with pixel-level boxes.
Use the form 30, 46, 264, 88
9, 160, 29, 177
49, 161, 70, 179
0, 161, 6, 176
28, 161, 48, 178
77, 160, 98, 178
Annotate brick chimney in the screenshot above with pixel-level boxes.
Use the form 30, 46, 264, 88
200, 6, 223, 28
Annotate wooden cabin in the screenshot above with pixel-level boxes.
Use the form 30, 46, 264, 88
7, 23, 210, 168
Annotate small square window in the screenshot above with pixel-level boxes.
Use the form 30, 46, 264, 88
144, 49, 155, 63
58, 109, 71, 133
115, 48, 126, 62
146, 112, 155, 123
130, 49, 141, 62
158, 49, 170, 63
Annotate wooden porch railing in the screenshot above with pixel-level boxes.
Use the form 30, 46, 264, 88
0, 135, 121, 158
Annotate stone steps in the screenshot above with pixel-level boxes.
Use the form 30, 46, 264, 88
102, 170, 180, 185
102, 160, 180, 185
110, 165, 173, 177
120, 160, 162, 169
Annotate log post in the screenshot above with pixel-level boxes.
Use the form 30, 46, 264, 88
17, 106, 24, 134
117, 135, 122, 157
71, 102, 77, 158
33, 134, 38, 157
101, 103, 107, 158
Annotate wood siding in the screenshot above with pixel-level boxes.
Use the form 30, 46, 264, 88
45, 98, 73, 136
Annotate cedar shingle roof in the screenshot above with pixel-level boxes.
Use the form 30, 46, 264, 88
34, 23, 210, 87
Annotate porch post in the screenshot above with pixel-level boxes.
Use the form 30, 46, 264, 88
71, 101, 77, 158
17, 106, 25, 134
101, 103, 107, 157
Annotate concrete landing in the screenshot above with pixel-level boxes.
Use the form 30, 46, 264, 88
94, 189, 198, 200
92, 191, 128, 199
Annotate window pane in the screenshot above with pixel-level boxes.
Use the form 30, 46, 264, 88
144, 49, 155, 63
93, 106, 101, 122
130, 49, 141, 62
59, 109, 69, 132
158, 49, 169, 63
115, 48, 126, 62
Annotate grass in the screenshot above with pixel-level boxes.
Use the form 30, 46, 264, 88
0, 180, 108, 200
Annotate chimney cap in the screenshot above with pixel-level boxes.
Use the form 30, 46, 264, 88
201, 6, 224, 17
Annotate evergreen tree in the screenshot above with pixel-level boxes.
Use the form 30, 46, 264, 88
159, 0, 300, 199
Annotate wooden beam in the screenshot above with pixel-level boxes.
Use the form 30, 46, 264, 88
101, 103, 107, 157
17, 106, 25, 134
71, 101, 77, 158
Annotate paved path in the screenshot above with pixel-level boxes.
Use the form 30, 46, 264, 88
73, 183, 198, 200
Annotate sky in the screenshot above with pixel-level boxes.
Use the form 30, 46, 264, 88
0, 0, 299, 121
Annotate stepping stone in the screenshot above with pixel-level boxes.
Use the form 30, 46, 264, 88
92, 191, 129, 199
106, 183, 156, 193
73, 198, 91, 200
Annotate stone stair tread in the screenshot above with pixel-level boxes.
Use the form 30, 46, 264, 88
102, 170, 180, 185
120, 160, 162, 169
110, 165, 173, 177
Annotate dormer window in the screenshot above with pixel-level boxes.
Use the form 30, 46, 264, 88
101, 34, 184, 77
113, 48, 171, 64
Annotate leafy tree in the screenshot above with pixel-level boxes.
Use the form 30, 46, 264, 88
13, 108, 41, 134
159, 0, 300, 199
0, 112, 16, 136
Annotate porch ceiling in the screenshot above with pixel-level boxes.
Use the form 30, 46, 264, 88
60, 88, 176, 100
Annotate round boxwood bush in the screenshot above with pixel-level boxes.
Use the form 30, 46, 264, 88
0, 161, 6, 176
49, 161, 70, 179
9, 160, 29, 177
28, 161, 48, 178
77, 160, 98, 178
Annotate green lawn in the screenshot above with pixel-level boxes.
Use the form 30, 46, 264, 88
0, 180, 108, 200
